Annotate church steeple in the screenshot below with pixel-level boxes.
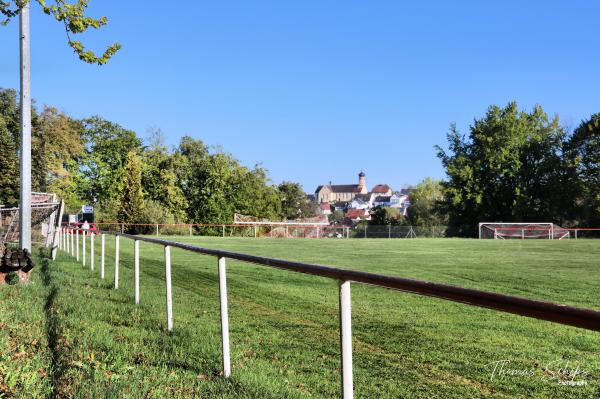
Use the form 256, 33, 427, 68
358, 171, 366, 190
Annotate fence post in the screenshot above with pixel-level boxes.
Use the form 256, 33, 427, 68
76, 229, 79, 261
339, 280, 354, 399
100, 234, 105, 279
82, 231, 86, 267
218, 257, 231, 378
254, 225, 257, 238
121, 223, 124, 234
164, 245, 173, 331
156, 224, 159, 236
575, 230, 578, 240
134, 240, 140, 305
90, 232, 94, 271
70, 229, 74, 256
114, 235, 120, 289
189, 224, 192, 237
388, 224, 391, 239
222, 225, 225, 238
521, 229, 525, 240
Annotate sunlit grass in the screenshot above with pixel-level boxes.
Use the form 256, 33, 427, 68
1, 237, 598, 398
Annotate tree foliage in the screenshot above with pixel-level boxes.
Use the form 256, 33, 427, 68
369, 206, 401, 226
118, 151, 144, 231
0, 115, 18, 205
437, 102, 572, 236
277, 181, 316, 220
1, 0, 120, 64
566, 114, 600, 226
407, 178, 447, 227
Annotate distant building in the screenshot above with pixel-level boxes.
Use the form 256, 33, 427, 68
315, 172, 368, 203
314, 172, 410, 223
345, 208, 370, 222
318, 203, 332, 215
371, 184, 392, 196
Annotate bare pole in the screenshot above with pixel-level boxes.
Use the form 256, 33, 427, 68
19, 2, 31, 251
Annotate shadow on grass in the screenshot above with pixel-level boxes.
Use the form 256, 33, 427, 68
39, 249, 65, 399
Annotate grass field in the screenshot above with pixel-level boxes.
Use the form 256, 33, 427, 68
1, 237, 599, 398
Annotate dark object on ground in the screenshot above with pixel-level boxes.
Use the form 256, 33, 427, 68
0, 245, 35, 284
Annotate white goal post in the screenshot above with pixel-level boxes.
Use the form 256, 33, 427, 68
478, 223, 570, 240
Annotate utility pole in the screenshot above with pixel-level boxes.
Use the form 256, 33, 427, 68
19, 2, 32, 251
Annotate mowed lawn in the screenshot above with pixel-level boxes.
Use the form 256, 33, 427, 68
1, 237, 599, 398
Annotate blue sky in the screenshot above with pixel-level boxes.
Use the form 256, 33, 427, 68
1, 1, 599, 193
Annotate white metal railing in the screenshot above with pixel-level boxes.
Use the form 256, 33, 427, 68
57, 227, 600, 398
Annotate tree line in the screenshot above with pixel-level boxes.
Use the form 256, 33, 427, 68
0, 88, 316, 229
407, 102, 600, 236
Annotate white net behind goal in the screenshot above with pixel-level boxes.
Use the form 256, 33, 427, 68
0, 192, 63, 247
479, 223, 570, 240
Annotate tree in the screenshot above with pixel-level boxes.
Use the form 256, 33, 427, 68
369, 206, 401, 226
407, 178, 447, 227
437, 102, 569, 236
566, 114, 600, 226
34, 106, 84, 204
75, 116, 142, 205
329, 209, 345, 225
140, 128, 188, 221
278, 181, 315, 219
118, 151, 145, 231
0, 116, 18, 205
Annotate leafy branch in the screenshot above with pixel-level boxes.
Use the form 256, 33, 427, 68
1, 0, 120, 65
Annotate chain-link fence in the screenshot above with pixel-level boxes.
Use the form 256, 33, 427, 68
86, 223, 448, 239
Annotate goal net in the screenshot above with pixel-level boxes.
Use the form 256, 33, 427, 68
0, 192, 63, 252
478, 223, 570, 240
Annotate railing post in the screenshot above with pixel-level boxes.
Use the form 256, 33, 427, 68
222, 225, 225, 238
90, 232, 94, 271
189, 224, 192, 237
339, 280, 354, 399
114, 235, 120, 289
164, 245, 173, 331
521, 229, 525, 240
70, 229, 74, 256
100, 234, 105, 279
254, 225, 257, 238
76, 229, 79, 261
388, 224, 391, 239
134, 239, 140, 305
218, 257, 231, 378
156, 223, 159, 236
82, 230, 86, 267
575, 230, 578, 240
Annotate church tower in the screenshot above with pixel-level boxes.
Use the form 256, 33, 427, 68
358, 171, 367, 194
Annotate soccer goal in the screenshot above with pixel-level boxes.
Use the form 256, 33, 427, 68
0, 192, 64, 257
478, 223, 570, 240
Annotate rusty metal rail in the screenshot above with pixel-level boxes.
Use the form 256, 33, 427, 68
59, 227, 600, 398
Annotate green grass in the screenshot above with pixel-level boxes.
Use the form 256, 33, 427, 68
1, 237, 599, 398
